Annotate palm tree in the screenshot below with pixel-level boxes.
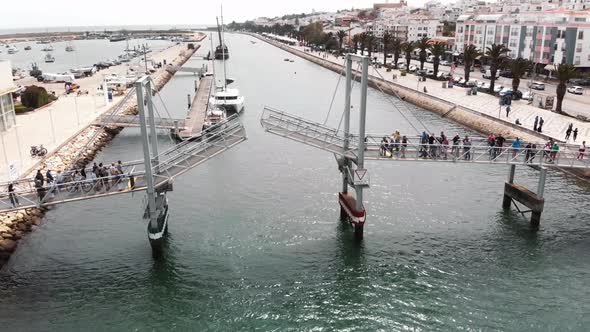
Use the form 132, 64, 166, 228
402, 41, 415, 69
553, 63, 577, 114
509, 57, 531, 94
390, 37, 403, 69
463, 44, 482, 81
382, 31, 393, 66
429, 42, 446, 77
336, 30, 346, 53
485, 44, 510, 93
352, 34, 360, 54
365, 33, 376, 58
402, 42, 416, 69
416, 37, 431, 70
359, 33, 367, 55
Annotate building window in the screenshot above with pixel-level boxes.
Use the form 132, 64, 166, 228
577, 43, 583, 52
575, 56, 580, 65
0, 93, 16, 132
578, 31, 584, 39
575, 18, 586, 22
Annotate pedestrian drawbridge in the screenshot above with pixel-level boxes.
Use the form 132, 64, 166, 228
0, 114, 246, 214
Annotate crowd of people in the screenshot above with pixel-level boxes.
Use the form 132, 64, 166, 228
377, 130, 587, 164
4, 160, 131, 208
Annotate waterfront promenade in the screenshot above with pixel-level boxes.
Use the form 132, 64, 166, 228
0, 42, 194, 182
254, 35, 590, 147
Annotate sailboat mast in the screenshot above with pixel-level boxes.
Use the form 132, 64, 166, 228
210, 33, 216, 86
221, 5, 227, 90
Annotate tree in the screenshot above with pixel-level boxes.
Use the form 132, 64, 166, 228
553, 63, 577, 114
365, 33, 376, 58
336, 30, 346, 52
352, 34, 360, 54
508, 57, 531, 94
416, 37, 431, 70
429, 42, 446, 77
463, 44, 482, 81
21, 85, 55, 108
390, 37, 403, 69
382, 31, 393, 66
402, 41, 415, 69
359, 32, 367, 55
302, 22, 324, 45
485, 44, 510, 93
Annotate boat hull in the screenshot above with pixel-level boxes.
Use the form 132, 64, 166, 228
147, 205, 169, 250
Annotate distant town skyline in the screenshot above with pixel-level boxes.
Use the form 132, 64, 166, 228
1, 0, 460, 30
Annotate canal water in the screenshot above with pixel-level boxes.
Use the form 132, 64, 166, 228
1, 33, 589, 331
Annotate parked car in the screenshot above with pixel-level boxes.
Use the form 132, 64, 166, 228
499, 88, 513, 96
528, 81, 545, 90
440, 60, 451, 66
466, 79, 479, 87
453, 76, 463, 84
479, 82, 491, 91
436, 72, 448, 80
521, 91, 533, 101
409, 65, 418, 72
567, 86, 584, 94
482, 70, 500, 79
397, 63, 407, 70
493, 85, 505, 94
426, 69, 435, 76
499, 70, 513, 78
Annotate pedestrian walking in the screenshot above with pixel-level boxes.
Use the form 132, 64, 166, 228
35, 170, 45, 186
578, 141, 586, 160
452, 134, 460, 158
494, 134, 505, 159
565, 126, 572, 141
8, 183, 19, 208
442, 135, 449, 160
530, 144, 537, 163
550, 141, 559, 162
487, 133, 496, 159
573, 128, 578, 142
533, 115, 539, 131
506, 106, 511, 117
46, 169, 54, 185
538, 117, 544, 133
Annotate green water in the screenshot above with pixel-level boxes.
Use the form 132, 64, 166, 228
1, 33, 589, 331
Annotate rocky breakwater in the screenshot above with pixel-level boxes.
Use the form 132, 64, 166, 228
0, 45, 198, 268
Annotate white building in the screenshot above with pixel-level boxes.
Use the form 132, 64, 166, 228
455, 8, 590, 67
0, 60, 17, 133
374, 13, 442, 41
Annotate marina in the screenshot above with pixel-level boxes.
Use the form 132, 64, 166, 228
0, 26, 589, 332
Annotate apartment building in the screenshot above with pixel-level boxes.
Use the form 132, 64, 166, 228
455, 8, 590, 67
0, 60, 17, 133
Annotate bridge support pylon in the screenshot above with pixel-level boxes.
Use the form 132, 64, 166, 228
337, 54, 370, 240
502, 165, 546, 228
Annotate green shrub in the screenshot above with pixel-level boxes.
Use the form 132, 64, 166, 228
14, 103, 33, 114
21, 85, 54, 108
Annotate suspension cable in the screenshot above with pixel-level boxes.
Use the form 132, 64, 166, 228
323, 59, 347, 125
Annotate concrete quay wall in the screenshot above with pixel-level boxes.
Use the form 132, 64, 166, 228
0, 43, 200, 266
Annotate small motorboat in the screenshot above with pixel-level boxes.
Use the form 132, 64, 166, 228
24, 46, 32, 51
284, 58, 290, 61
65, 45, 74, 52
44, 53, 55, 63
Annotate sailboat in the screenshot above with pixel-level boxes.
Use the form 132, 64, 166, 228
44, 53, 55, 63
214, 17, 229, 60
65, 43, 74, 52
208, 12, 245, 114
41, 44, 54, 52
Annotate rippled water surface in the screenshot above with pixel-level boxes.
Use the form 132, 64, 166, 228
1, 33, 589, 331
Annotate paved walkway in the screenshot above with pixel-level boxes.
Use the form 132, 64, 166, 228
0, 43, 194, 182
278, 42, 590, 148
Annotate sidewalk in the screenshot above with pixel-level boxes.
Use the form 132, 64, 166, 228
0, 42, 192, 182
286, 43, 590, 146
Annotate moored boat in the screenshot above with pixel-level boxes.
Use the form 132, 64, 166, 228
44, 53, 55, 63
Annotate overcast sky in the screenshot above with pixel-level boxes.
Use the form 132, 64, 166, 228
1, 0, 455, 29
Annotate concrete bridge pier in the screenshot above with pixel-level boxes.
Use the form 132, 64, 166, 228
502, 165, 546, 228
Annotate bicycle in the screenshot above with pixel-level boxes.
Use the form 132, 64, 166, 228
30, 145, 48, 157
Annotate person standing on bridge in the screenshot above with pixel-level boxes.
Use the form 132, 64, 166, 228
495, 134, 506, 159
8, 183, 18, 208
462, 135, 472, 160
565, 126, 573, 141
401, 136, 408, 158
35, 170, 44, 187
550, 141, 559, 162
487, 133, 496, 159
533, 116, 539, 132
452, 134, 461, 158
511, 137, 522, 159
525, 142, 533, 163
573, 128, 578, 142
578, 141, 586, 160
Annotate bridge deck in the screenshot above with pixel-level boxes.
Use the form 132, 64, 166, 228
178, 76, 212, 140
93, 114, 186, 130
261, 107, 590, 169
0, 116, 246, 213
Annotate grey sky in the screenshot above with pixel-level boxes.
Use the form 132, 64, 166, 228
1, 0, 453, 29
